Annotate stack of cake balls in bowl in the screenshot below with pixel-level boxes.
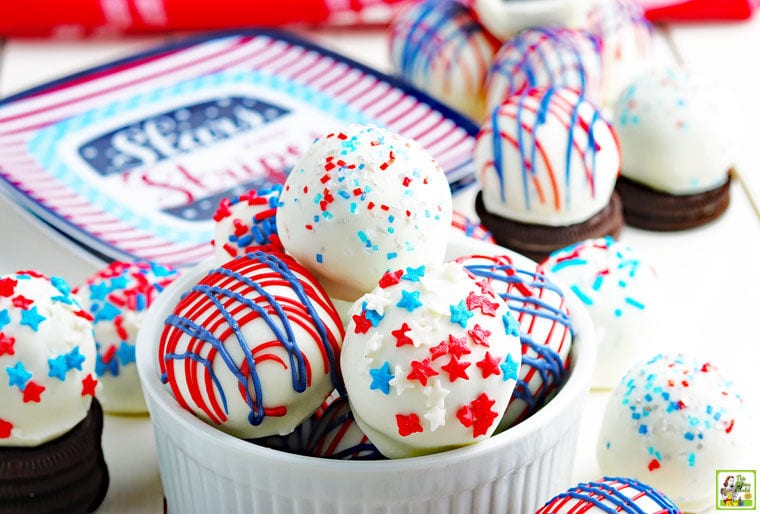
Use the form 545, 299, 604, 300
136, 124, 598, 513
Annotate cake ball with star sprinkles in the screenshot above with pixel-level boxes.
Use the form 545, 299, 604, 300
77, 259, 179, 413
340, 261, 522, 459
0, 271, 109, 512
276, 124, 453, 302
597, 354, 753, 512
539, 236, 660, 389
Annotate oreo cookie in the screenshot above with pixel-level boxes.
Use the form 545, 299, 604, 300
0, 399, 109, 513
475, 191, 624, 262
616, 175, 731, 231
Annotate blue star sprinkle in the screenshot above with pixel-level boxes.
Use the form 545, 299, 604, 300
116, 342, 136, 366
65, 346, 86, 371
449, 300, 473, 328
369, 361, 394, 395
396, 290, 423, 312
20, 306, 46, 331
48, 355, 69, 381
500, 354, 519, 382
402, 265, 425, 282
502, 312, 520, 337
7, 362, 32, 389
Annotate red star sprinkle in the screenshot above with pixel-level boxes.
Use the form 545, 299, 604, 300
468, 324, 492, 347
441, 356, 471, 382
22, 381, 45, 403
396, 413, 423, 437
465, 291, 499, 316
648, 459, 660, 471
379, 270, 404, 288
429, 340, 449, 360
446, 334, 471, 358
11, 295, 33, 309
212, 198, 232, 221
476, 352, 502, 379
407, 358, 439, 386
475, 278, 495, 296
0, 332, 15, 356
0, 277, 17, 297
0, 419, 12, 439
352, 311, 374, 334
392, 322, 414, 347
81, 374, 98, 397
456, 393, 498, 437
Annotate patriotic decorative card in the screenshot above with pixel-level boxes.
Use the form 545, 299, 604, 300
0, 30, 478, 267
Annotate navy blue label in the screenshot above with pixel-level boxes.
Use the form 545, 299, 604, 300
78, 96, 290, 176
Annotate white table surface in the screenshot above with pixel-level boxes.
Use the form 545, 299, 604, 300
2, 15, 760, 514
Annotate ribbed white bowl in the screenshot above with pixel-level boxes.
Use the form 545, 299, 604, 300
136, 235, 596, 514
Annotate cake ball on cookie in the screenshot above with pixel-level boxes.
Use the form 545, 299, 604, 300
474, 87, 623, 262
340, 261, 522, 459
485, 27, 603, 113
472, 0, 588, 41
158, 249, 344, 439
539, 236, 660, 389
212, 185, 282, 264
276, 125, 453, 301
456, 254, 573, 430
0, 271, 109, 512
613, 68, 736, 230
586, 0, 655, 106
77, 260, 179, 413
597, 354, 753, 512
388, 0, 499, 119
536, 476, 682, 513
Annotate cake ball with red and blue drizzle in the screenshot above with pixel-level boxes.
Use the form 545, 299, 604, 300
340, 261, 522, 458
474, 87, 623, 262
484, 27, 603, 114
388, 0, 499, 119
539, 237, 660, 389
587, 0, 654, 106
303, 395, 383, 460
276, 124, 453, 302
77, 260, 180, 413
158, 248, 345, 439
536, 476, 682, 513
0, 271, 109, 512
455, 253, 573, 430
597, 354, 753, 512
213, 185, 282, 264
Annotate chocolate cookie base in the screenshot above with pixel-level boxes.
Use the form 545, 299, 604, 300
0, 399, 110, 514
475, 191, 624, 263
615, 175, 731, 231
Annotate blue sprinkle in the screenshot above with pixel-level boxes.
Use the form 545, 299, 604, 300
316, 254, 323, 264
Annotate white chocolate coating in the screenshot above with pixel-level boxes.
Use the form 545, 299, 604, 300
475, 87, 620, 226
0, 272, 97, 446
539, 237, 660, 389
213, 186, 282, 265
276, 125, 452, 301
341, 261, 522, 459
597, 354, 753, 512
158, 250, 344, 439
455, 254, 573, 431
77, 260, 179, 413
613, 68, 735, 195
389, 0, 499, 119
485, 27, 603, 113
473, 0, 588, 41
536, 476, 682, 513
587, 0, 654, 106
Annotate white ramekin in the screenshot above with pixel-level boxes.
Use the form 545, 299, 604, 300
136, 235, 596, 514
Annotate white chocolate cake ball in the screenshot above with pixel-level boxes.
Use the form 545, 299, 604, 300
472, 0, 588, 41
587, 0, 654, 106
485, 27, 603, 113
456, 254, 573, 430
597, 354, 753, 512
536, 476, 682, 513
613, 68, 735, 196
77, 260, 179, 414
277, 125, 453, 302
212, 186, 282, 264
341, 261, 522, 458
158, 249, 344, 439
539, 237, 661, 389
0, 272, 98, 446
475, 88, 620, 227
389, 0, 499, 119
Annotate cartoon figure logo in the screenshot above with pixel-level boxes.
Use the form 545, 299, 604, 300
717, 470, 756, 510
